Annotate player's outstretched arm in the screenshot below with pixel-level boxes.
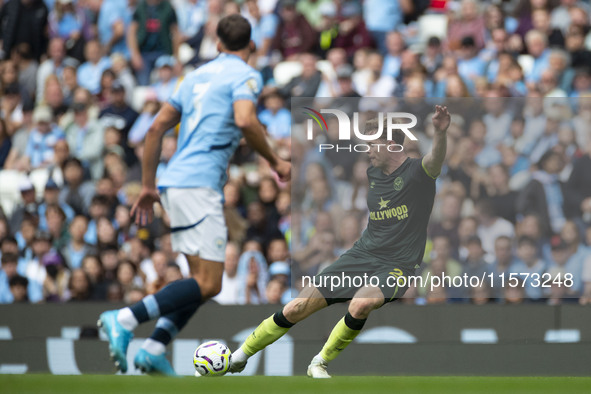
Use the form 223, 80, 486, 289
422, 105, 450, 179
234, 99, 291, 181
131, 103, 181, 226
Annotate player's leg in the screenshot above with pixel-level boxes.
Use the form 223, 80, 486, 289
99, 187, 225, 373
134, 255, 224, 375
307, 286, 385, 378
229, 285, 328, 372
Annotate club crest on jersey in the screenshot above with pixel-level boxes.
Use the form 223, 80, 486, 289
246, 78, 258, 94
393, 177, 404, 191
370, 181, 375, 189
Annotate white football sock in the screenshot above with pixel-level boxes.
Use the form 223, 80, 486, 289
117, 307, 139, 331
141, 338, 166, 356
232, 347, 248, 363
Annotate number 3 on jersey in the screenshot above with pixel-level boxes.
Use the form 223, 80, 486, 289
187, 82, 211, 132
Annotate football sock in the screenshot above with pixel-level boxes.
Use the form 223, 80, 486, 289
121, 279, 202, 330
319, 312, 366, 362
148, 301, 201, 351
239, 310, 295, 357
141, 338, 167, 356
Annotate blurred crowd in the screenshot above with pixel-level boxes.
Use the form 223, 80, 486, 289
0, 0, 590, 305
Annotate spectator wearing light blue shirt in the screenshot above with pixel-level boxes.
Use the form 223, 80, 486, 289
175, 0, 207, 41
381, 31, 404, 79
97, 0, 133, 57
457, 36, 487, 94
25, 106, 65, 170
76, 39, 112, 95
363, 0, 401, 55
524, 30, 550, 83
258, 91, 291, 140
245, 0, 278, 57
38, 179, 75, 232
151, 55, 179, 102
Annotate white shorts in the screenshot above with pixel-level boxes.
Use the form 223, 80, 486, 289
160, 187, 227, 262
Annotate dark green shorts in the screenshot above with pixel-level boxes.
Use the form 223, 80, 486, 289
313, 248, 417, 305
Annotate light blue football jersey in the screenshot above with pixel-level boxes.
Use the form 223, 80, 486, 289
158, 53, 263, 193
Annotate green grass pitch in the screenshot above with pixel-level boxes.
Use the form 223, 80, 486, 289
2, 375, 591, 394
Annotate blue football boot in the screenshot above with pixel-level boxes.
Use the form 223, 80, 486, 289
97, 310, 133, 373
134, 348, 177, 376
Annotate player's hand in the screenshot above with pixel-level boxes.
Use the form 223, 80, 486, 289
272, 159, 291, 182
130, 186, 161, 226
432, 105, 451, 133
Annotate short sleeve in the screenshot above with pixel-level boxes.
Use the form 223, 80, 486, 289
417, 157, 437, 181
168, 78, 185, 112
231, 71, 263, 103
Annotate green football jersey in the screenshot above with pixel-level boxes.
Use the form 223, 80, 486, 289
353, 157, 437, 269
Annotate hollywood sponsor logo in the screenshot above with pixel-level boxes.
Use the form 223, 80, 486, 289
302, 107, 418, 152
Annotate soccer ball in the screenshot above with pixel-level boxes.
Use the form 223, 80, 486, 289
193, 341, 231, 376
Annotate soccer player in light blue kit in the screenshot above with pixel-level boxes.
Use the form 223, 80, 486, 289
98, 14, 291, 376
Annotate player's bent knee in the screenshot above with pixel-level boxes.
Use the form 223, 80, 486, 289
283, 298, 309, 323
349, 298, 383, 319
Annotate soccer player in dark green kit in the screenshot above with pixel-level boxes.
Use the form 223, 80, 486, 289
230, 105, 451, 378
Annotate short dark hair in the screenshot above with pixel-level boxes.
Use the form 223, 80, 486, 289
364, 117, 406, 145
217, 14, 252, 51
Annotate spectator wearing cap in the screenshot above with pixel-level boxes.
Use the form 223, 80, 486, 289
59, 157, 96, 216
99, 79, 139, 164
267, 260, 291, 304
151, 55, 179, 102
258, 91, 291, 141
63, 95, 105, 180
272, 0, 317, 59
9, 177, 39, 236
332, 1, 373, 59
363, 0, 402, 55
97, 0, 134, 58
128, 0, 179, 86
0, 0, 49, 62
38, 178, 75, 232
23, 105, 64, 170
76, 39, 112, 95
